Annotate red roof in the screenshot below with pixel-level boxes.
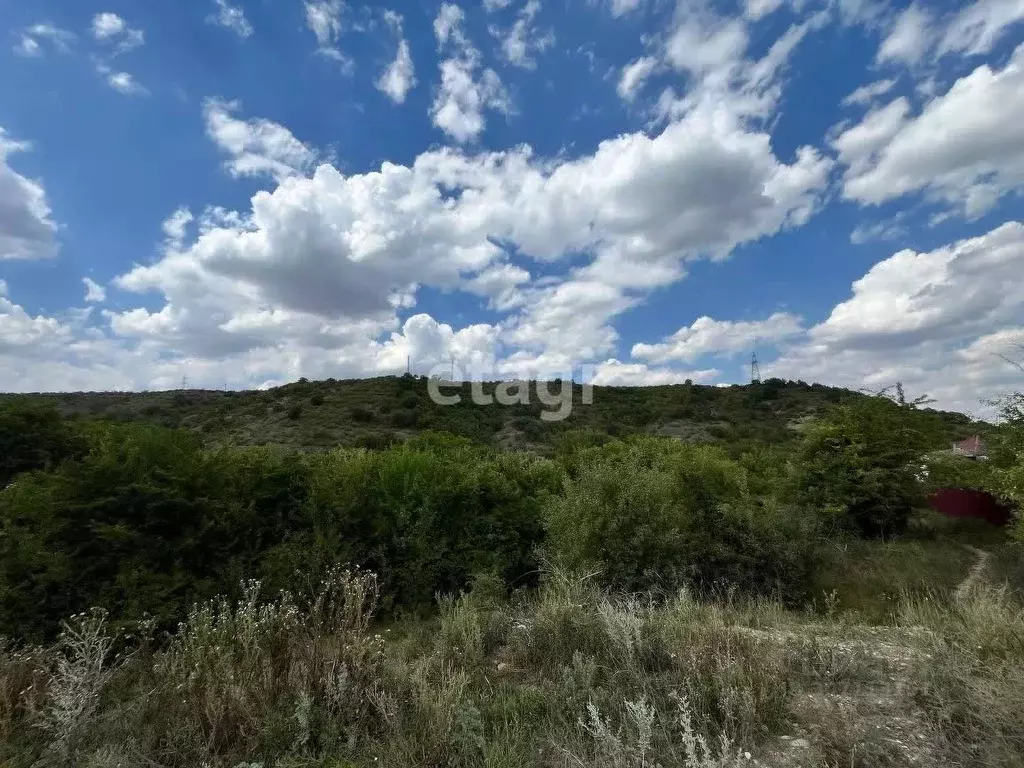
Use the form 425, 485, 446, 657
954, 435, 986, 455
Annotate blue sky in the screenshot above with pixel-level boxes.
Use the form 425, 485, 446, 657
1, 0, 1022, 414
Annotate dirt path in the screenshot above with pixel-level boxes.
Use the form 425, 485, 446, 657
954, 545, 991, 603
745, 547, 997, 765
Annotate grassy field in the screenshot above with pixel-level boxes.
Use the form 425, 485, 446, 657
1, 524, 1021, 768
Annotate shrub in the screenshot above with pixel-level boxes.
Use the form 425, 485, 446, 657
0, 425, 311, 639
922, 452, 998, 494
151, 569, 383, 763
349, 404, 375, 423
262, 443, 558, 611
573, 694, 746, 768
32, 609, 121, 767
989, 393, 1024, 538
544, 438, 819, 598
309, 392, 325, 407
287, 404, 303, 420
352, 432, 397, 450
792, 397, 926, 537
0, 400, 84, 489
390, 408, 419, 428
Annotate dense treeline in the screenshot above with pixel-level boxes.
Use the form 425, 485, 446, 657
0, 392, 1018, 641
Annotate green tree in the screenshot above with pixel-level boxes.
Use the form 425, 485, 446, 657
545, 437, 819, 598
988, 393, 1024, 537
0, 400, 84, 488
792, 396, 927, 537
0, 423, 303, 639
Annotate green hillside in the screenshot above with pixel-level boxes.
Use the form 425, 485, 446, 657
0, 375, 988, 454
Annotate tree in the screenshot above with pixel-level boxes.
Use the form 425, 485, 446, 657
989, 393, 1024, 538
0, 400, 84, 488
792, 396, 927, 537
988, 347, 1024, 536
544, 437, 820, 598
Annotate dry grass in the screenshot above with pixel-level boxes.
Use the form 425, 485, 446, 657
903, 584, 1024, 767
0, 553, 1021, 768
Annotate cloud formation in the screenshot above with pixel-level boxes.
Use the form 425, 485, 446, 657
203, 100, 320, 182
0, 130, 59, 261
838, 45, 1024, 217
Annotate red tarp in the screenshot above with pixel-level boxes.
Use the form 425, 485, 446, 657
928, 488, 1013, 526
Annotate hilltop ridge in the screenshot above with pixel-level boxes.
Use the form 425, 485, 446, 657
2, 376, 986, 454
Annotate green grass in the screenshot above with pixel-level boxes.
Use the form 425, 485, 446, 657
3, 548, 1023, 768
814, 536, 976, 623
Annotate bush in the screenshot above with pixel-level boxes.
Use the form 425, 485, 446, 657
544, 438, 820, 599
352, 432, 397, 450
150, 569, 383, 764
390, 408, 419, 428
989, 393, 1024, 538
309, 392, 325, 407
261, 441, 560, 611
350, 404, 375, 423
792, 397, 926, 537
287, 404, 303, 420
0, 424, 311, 640
0, 400, 84, 489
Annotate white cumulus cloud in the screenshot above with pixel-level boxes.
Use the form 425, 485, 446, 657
377, 13, 417, 103
203, 99, 320, 182
617, 56, 659, 101
769, 221, 1024, 414
0, 129, 59, 261
633, 313, 805, 364
91, 12, 144, 54
83, 278, 107, 303
876, 4, 935, 65
431, 3, 510, 143
13, 23, 75, 57
838, 45, 1024, 218
491, 0, 554, 70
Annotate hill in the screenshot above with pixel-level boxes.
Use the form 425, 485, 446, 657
0, 376, 988, 455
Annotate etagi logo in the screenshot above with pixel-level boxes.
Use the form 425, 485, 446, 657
426, 364, 596, 422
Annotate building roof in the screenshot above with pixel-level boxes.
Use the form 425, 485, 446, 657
953, 435, 987, 456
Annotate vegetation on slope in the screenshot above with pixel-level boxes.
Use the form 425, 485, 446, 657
0, 376, 987, 454
0, 380, 1020, 766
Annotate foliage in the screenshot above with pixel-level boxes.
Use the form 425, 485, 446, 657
0, 385, 1000, 642
0, 400, 84, 489
989, 394, 1024, 537
1, 376, 984, 454
791, 396, 928, 537
0, 423, 566, 640
544, 438, 821, 599
0, 423, 311, 639
921, 452, 997, 495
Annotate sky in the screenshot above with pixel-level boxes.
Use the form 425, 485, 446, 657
1, 0, 1023, 415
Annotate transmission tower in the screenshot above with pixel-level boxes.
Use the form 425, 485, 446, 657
750, 352, 761, 384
